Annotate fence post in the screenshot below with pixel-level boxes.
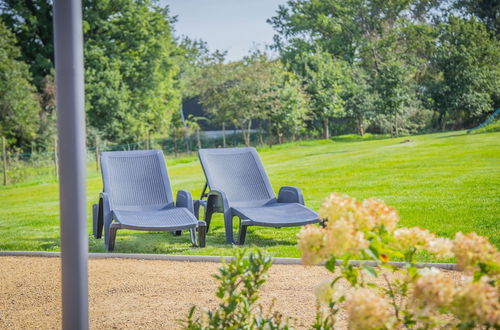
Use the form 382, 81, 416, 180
95, 135, 99, 172
2, 136, 7, 185
54, 136, 59, 180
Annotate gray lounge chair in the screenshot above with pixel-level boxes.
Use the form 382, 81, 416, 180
93, 150, 206, 251
198, 147, 319, 244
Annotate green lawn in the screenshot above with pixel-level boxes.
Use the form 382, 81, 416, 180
0, 130, 498, 260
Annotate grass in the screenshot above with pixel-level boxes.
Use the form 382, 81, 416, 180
0, 130, 498, 260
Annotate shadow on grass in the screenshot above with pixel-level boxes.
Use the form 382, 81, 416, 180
304, 150, 347, 157
436, 133, 467, 139
22, 237, 61, 251
87, 223, 297, 254
331, 133, 392, 143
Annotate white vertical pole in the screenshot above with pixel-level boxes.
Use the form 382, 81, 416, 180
53, 0, 88, 329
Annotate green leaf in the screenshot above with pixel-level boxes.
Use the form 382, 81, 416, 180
325, 256, 337, 272
362, 265, 378, 277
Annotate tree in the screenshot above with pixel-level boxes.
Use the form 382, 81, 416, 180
0, 0, 54, 90
1, 0, 182, 144
1, 0, 56, 149
83, 0, 181, 143
258, 61, 310, 144
454, 0, 500, 33
343, 65, 376, 136
268, 0, 439, 65
425, 17, 500, 130
299, 49, 346, 139
192, 56, 236, 147
0, 20, 40, 148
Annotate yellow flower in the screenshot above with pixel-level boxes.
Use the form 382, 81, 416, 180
314, 280, 342, 305
427, 237, 454, 259
298, 225, 327, 265
453, 232, 500, 276
324, 219, 369, 257
412, 267, 455, 309
393, 227, 433, 251
345, 288, 393, 330
362, 198, 399, 232
319, 193, 371, 229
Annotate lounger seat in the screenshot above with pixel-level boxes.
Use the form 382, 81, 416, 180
113, 208, 198, 231
233, 203, 318, 227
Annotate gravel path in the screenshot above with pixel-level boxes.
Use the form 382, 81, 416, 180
0, 257, 460, 329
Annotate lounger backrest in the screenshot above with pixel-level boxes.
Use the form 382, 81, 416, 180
100, 150, 174, 210
198, 148, 275, 204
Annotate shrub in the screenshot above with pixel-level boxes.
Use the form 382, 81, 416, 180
300, 193, 499, 329
183, 248, 290, 330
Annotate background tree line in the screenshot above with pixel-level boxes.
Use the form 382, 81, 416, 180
0, 0, 498, 153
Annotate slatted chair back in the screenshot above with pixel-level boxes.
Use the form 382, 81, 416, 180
198, 147, 276, 205
100, 150, 174, 211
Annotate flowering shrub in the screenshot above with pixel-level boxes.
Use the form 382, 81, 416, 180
300, 193, 499, 329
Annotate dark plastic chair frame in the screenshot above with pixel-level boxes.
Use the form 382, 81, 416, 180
93, 150, 206, 251
198, 147, 319, 245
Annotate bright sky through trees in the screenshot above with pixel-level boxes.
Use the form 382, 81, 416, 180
161, 0, 285, 61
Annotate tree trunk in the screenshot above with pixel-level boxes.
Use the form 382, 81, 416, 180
258, 125, 264, 146
323, 118, 330, 139
196, 130, 201, 149
185, 137, 190, 154
267, 127, 273, 147
245, 120, 252, 146
222, 122, 226, 148
357, 118, 365, 136
439, 112, 447, 132
173, 139, 178, 157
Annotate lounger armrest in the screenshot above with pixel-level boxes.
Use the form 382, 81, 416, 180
206, 189, 229, 213
99, 192, 112, 226
176, 190, 195, 215
278, 186, 305, 205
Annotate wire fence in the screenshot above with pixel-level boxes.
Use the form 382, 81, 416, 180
0, 131, 272, 186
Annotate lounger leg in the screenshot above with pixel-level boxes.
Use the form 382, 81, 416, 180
92, 204, 99, 238
198, 221, 207, 248
93, 198, 104, 239
194, 200, 201, 220
223, 210, 235, 244
189, 228, 197, 247
106, 225, 119, 251
237, 222, 248, 245
204, 201, 214, 232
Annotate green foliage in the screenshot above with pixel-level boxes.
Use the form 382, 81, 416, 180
183, 248, 290, 330
299, 49, 346, 138
454, 0, 500, 33
0, 19, 40, 148
260, 62, 310, 143
0, 0, 54, 90
269, 0, 498, 136
342, 65, 376, 136
425, 16, 500, 130
191, 52, 310, 145
83, 0, 180, 143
